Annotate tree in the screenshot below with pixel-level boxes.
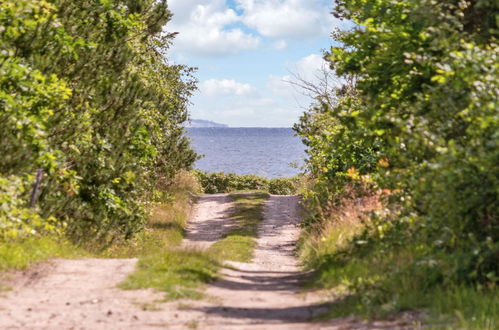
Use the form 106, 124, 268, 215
0, 0, 197, 242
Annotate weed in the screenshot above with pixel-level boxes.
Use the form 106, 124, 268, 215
177, 302, 193, 309
0, 171, 217, 302
117, 173, 222, 300
185, 320, 199, 329
132, 300, 163, 311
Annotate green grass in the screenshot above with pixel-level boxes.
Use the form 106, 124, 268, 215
98, 202, 188, 258
0, 180, 270, 301
297, 185, 499, 329
300, 217, 499, 329
120, 248, 219, 300
316, 279, 498, 329
424, 285, 498, 329
0, 196, 217, 300
0, 236, 84, 271
208, 192, 269, 262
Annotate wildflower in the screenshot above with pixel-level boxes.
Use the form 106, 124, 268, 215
378, 157, 389, 168
346, 167, 360, 180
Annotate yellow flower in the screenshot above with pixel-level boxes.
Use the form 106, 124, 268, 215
361, 174, 373, 183
378, 157, 389, 168
346, 167, 360, 180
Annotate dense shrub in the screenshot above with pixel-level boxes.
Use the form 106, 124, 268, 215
0, 0, 197, 242
268, 178, 297, 196
295, 0, 498, 319
194, 171, 300, 195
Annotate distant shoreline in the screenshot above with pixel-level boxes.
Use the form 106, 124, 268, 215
188, 119, 294, 129
187, 126, 295, 129
188, 119, 228, 128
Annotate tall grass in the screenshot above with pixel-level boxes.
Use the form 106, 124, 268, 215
300, 189, 498, 329
100, 170, 201, 258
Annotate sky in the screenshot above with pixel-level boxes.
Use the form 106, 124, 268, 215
166, 0, 346, 127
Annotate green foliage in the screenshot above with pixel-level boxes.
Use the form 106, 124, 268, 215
194, 171, 300, 195
195, 171, 268, 193
268, 177, 297, 195
0, 176, 58, 240
1, 153, 216, 301
0, 170, 201, 279
209, 192, 269, 262
296, 0, 498, 324
0, 0, 197, 242
305, 234, 499, 328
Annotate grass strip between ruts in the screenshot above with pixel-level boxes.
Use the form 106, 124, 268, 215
208, 192, 270, 262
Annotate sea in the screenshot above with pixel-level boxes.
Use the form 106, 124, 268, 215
186, 128, 306, 178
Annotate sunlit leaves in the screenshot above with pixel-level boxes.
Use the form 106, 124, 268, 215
0, 0, 197, 241
297, 0, 498, 289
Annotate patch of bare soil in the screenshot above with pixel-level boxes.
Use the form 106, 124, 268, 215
0, 194, 413, 329
0, 258, 169, 329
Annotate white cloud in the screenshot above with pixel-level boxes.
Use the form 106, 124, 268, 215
236, 0, 335, 39
165, 1, 344, 126
268, 54, 329, 94
191, 54, 336, 127
191, 78, 303, 127
292, 53, 329, 82
273, 40, 288, 50
167, 0, 260, 56
267, 74, 295, 96
200, 79, 255, 97
191, 95, 302, 127
267, 53, 339, 107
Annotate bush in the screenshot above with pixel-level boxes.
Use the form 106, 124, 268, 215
295, 0, 498, 324
0, 175, 59, 240
268, 178, 298, 195
194, 171, 300, 195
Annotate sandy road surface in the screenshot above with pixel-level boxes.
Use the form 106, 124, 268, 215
182, 193, 235, 249
182, 194, 335, 329
0, 258, 168, 329
0, 194, 407, 329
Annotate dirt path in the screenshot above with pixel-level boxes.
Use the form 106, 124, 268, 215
182, 193, 235, 249
0, 194, 400, 329
183, 194, 334, 329
0, 258, 166, 329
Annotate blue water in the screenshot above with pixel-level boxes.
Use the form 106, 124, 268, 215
187, 128, 306, 178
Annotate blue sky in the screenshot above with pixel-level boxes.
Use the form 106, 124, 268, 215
166, 0, 345, 127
